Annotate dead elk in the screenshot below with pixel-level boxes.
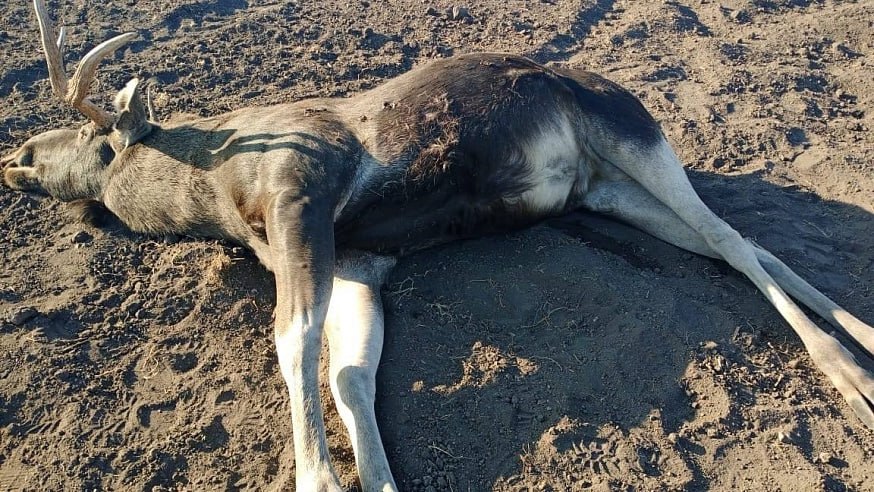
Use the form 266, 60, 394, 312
2, 2, 873, 491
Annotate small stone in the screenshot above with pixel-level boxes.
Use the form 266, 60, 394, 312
730, 9, 749, 23
712, 355, 725, 373
71, 230, 93, 244
785, 127, 807, 146
702, 340, 719, 351
667, 432, 678, 444
817, 452, 833, 465
777, 431, 793, 444
786, 358, 801, 369
125, 301, 143, 316
447, 6, 470, 20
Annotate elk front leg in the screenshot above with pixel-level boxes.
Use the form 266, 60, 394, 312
326, 251, 398, 492
266, 191, 341, 491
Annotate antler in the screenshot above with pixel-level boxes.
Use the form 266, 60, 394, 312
33, 0, 137, 128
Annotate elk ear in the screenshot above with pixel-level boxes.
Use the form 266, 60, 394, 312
113, 78, 153, 150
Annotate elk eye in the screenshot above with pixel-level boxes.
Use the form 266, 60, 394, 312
99, 142, 115, 163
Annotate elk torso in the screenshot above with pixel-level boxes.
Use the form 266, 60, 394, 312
335, 54, 660, 253
102, 54, 661, 256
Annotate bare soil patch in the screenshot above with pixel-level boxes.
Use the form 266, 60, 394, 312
1, 0, 872, 490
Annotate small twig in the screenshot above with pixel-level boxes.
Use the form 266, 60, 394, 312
531, 355, 564, 371
387, 276, 416, 299
428, 444, 467, 460
521, 306, 567, 329
803, 220, 833, 239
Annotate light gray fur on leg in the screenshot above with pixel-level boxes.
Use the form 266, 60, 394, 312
325, 251, 398, 492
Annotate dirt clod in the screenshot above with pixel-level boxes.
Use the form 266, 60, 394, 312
8, 306, 38, 326
70, 230, 93, 244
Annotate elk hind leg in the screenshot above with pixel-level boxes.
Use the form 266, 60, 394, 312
582, 177, 874, 354
325, 250, 398, 492
583, 139, 874, 427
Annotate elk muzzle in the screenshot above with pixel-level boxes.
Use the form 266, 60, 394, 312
3, 166, 41, 192
2, 148, 40, 192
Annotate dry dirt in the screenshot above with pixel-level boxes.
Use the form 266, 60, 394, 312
1, 0, 873, 491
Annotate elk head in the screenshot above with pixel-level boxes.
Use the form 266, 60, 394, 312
2, 0, 151, 201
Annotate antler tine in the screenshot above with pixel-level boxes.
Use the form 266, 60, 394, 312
33, 0, 68, 99
66, 31, 138, 127
33, 0, 137, 128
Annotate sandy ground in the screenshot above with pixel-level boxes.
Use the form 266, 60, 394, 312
1, 0, 873, 490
